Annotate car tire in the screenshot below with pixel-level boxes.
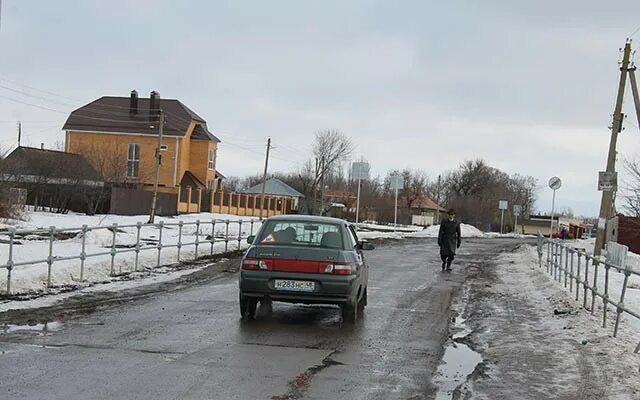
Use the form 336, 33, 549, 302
358, 288, 367, 311
240, 294, 258, 320
341, 301, 358, 324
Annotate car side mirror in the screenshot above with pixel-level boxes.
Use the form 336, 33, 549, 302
359, 241, 375, 251
247, 235, 256, 245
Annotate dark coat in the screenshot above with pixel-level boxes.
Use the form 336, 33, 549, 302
438, 219, 461, 256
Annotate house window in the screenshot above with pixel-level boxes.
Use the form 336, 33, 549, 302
208, 149, 216, 170
127, 143, 140, 178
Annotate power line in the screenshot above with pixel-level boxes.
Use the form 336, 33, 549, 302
630, 24, 640, 38
0, 94, 67, 114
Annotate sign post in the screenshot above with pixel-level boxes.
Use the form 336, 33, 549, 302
598, 171, 617, 192
390, 175, 405, 232
548, 176, 562, 238
498, 200, 508, 234
351, 161, 370, 227
513, 205, 522, 234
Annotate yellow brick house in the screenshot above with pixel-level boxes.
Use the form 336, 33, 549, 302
63, 90, 224, 195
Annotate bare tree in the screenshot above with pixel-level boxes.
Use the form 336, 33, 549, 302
310, 130, 355, 214
622, 157, 640, 217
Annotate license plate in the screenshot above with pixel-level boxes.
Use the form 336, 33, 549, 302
274, 279, 315, 292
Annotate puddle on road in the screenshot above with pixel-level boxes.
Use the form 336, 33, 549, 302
433, 287, 483, 399
433, 341, 482, 399
1, 321, 63, 335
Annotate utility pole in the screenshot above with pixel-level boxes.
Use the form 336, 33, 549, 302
259, 137, 272, 220
595, 41, 632, 256
17, 121, 21, 147
148, 110, 165, 224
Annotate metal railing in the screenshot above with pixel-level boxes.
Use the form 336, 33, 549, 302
0, 218, 260, 295
537, 234, 640, 342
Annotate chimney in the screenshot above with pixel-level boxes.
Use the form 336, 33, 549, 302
40, 143, 44, 150
130, 90, 138, 114
149, 90, 160, 118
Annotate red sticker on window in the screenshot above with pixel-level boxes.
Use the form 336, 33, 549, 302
261, 233, 276, 243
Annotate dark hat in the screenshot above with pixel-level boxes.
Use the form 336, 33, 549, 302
448, 208, 456, 215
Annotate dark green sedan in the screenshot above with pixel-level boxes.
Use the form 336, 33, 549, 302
239, 215, 374, 323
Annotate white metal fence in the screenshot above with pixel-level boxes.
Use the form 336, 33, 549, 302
0, 218, 260, 295
537, 234, 640, 350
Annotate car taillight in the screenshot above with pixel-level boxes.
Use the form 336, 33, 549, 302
242, 258, 271, 270
322, 263, 353, 275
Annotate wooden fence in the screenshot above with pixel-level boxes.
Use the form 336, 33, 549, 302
177, 187, 294, 217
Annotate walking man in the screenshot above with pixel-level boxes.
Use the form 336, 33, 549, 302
438, 209, 461, 271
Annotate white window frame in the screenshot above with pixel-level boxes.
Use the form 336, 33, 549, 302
208, 149, 216, 170
127, 143, 140, 178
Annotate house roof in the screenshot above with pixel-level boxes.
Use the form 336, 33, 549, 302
180, 171, 206, 189
242, 178, 305, 198
410, 197, 446, 211
324, 189, 356, 199
1, 146, 102, 182
63, 95, 220, 142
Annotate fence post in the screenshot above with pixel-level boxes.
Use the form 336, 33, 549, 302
47, 226, 55, 288
238, 220, 243, 250
603, 263, 611, 328
546, 240, 551, 273
210, 219, 216, 255
576, 253, 582, 301
157, 221, 164, 268
569, 250, 574, 293
555, 243, 561, 281
134, 222, 142, 271
80, 225, 88, 281
177, 221, 183, 262
564, 247, 569, 288
110, 223, 118, 276
225, 220, 230, 253
6, 227, 15, 295
583, 257, 590, 309
195, 220, 200, 259
613, 266, 632, 337
591, 259, 599, 315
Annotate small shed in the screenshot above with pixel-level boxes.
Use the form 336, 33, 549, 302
242, 178, 304, 209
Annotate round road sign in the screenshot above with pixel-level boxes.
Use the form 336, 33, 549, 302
548, 176, 562, 190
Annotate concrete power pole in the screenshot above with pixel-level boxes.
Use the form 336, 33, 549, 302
594, 41, 633, 256
259, 137, 272, 220
148, 110, 165, 224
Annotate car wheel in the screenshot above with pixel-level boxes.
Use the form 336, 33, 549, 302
341, 301, 358, 324
358, 288, 367, 311
240, 294, 258, 320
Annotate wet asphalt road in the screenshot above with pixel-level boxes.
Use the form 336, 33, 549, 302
0, 238, 523, 400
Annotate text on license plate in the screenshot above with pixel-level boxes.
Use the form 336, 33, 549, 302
274, 279, 315, 292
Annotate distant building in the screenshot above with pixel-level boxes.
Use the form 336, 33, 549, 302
409, 197, 446, 226
242, 178, 304, 210
63, 90, 224, 192
516, 214, 585, 238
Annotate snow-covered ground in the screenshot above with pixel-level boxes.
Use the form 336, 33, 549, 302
463, 245, 640, 398
357, 222, 534, 241
0, 211, 259, 295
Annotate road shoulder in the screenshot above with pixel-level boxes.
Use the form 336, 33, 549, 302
459, 244, 640, 399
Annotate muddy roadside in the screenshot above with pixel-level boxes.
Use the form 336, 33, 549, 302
0, 253, 244, 326
453, 244, 640, 400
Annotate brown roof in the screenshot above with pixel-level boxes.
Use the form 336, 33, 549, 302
63, 96, 220, 142
324, 189, 356, 199
180, 171, 206, 189
1, 146, 102, 181
410, 197, 446, 211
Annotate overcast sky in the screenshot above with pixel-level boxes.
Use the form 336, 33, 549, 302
1, 1, 640, 216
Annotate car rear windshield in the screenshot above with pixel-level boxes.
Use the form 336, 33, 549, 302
257, 220, 344, 249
